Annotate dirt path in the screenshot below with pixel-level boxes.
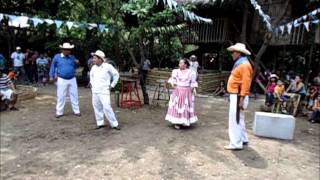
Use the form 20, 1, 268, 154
1, 86, 319, 180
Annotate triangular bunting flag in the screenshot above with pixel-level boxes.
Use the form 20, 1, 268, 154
0, 14, 3, 21
303, 22, 310, 31
312, 20, 320, 24
44, 19, 54, 25
54, 20, 63, 28
287, 23, 292, 34
293, 19, 299, 27
311, 9, 317, 16
66, 21, 74, 30
279, 25, 285, 34
98, 24, 106, 33
303, 15, 307, 20
32, 18, 43, 27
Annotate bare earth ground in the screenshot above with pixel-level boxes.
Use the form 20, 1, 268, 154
1, 85, 319, 180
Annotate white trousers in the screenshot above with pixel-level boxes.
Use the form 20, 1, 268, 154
56, 77, 80, 115
92, 93, 119, 127
228, 94, 249, 149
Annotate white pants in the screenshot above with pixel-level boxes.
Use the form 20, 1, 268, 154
92, 93, 118, 127
228, 94, 249, 149
56, 77, 80, 115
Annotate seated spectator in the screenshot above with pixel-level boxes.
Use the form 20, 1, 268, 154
265, 74, 278, 107
214, 80, 226, 97
286, 75, 307, 100
0, 70, 18, 111
274, 80, 288, 114
309, 94, 320, 123
306, 83, 318, 110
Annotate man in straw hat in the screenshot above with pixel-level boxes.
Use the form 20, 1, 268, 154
49, 42, 81, 118
224, 43, 253, 150
90, 50, 121, 130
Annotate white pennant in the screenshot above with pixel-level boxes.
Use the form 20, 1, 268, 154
0, 14, 3, 21
44, 19, 54, 25
286, 23, 292, 34
311, 9, 317, 16
302, 15, 307, 20
279, 25, 285, 34
293, 19, 299, 27
312, 20, 320, 24
32, 18, 43, 27
66, 21, 74, 29
303, 22, 310, 31
54, 20, 63, 28
9, 15, 29, 28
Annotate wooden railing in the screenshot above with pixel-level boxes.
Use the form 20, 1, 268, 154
180, 18, 229, 44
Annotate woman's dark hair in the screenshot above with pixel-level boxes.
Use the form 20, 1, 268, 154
181, 58, 190, 68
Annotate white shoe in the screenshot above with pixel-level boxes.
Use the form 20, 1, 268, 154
224, 145, 242, 151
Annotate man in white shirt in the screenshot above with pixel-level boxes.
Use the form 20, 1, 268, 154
90, 50, 120, 130
10, 46, 27, 82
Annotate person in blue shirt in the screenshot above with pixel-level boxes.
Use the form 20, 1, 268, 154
49, 43, 81, 118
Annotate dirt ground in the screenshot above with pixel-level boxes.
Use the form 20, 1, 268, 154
1, 85, 319, 180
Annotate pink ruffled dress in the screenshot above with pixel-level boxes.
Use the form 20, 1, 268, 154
165, 69, 198, 126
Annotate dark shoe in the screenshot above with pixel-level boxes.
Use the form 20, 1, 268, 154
243, 142, 249, 146
95, 125, 105, 129
55, 114, 64, 118
9, 107, 19, 111
74, 113, 81, 117
112, 126, 121, 130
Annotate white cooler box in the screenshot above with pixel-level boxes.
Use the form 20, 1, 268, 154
253, 112, 295, 140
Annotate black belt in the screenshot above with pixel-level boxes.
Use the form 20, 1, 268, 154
59, 76, 74, 80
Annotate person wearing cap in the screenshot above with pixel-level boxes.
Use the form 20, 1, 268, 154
224, 43, 253, 150
10, 46, 27, 82
90, 50, 120, 130
49, 43, 81, 118
265, 74, 278, 107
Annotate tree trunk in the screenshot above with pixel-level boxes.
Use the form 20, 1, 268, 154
305, 44, 313, 85
240, 0, 248, 43
253, 0, 290, 76
138, 35, 149, 105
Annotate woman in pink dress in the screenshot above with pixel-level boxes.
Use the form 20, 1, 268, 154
165, 58, 198, 129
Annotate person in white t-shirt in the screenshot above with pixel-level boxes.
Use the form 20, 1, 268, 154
10, 46, 27, 82
90, 50, 121, 130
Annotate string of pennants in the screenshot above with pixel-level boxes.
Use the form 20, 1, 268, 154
274, 8, 320, 35
249, 0, 273, 32
0, 13, 109, 33
157, 0, 212, 23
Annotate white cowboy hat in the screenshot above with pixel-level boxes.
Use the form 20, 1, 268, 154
16, 46, 21, 50
269, 74, 279, 79
93, 50, 106, 61
227, 43, 251, 55
59, 42, 74, 49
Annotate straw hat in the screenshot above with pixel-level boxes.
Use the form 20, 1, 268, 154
16, 46, 21, 50
269, 74, 279, 80
227, 43, 251, 55
93, 50, 106, 61
59, 42, 74, 49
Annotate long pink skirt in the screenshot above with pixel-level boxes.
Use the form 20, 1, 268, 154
165, 87, 198, 126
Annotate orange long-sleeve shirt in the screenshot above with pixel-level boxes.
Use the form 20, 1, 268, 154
227, 61, 253, 96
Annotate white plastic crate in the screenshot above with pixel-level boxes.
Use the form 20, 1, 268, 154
253, 112, 295, 140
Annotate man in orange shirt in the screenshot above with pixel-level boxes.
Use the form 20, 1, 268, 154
224, 43, 253, 150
